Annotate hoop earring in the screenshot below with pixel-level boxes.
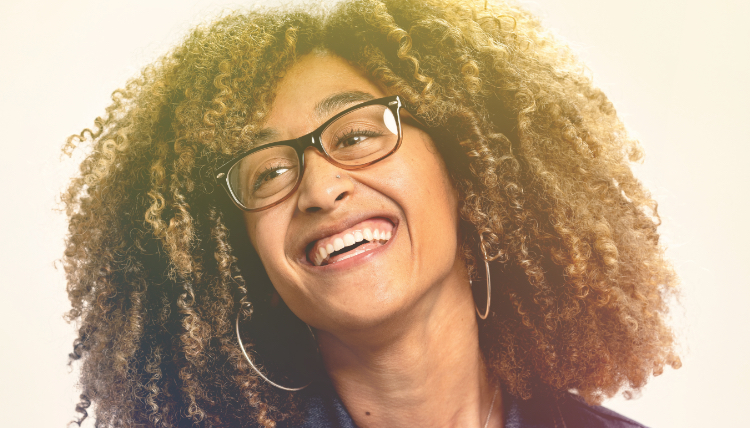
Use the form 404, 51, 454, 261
472, 234, 492, 320
235, 310, 315, 392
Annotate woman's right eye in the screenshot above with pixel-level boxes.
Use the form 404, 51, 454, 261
332, 128, 382, 150
253, 166, 290, 191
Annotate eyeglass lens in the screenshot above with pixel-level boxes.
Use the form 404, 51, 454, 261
227, 103, 399, 210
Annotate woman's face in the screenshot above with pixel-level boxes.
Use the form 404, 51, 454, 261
244, 53, 465, 332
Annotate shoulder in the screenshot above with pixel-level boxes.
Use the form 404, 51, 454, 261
554, 393, 650, 428
286, 384, 648, 428
505, 389, 649, 428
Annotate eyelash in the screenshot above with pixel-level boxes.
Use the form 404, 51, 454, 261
333, 128, 382, 147
253, 163, 291, 190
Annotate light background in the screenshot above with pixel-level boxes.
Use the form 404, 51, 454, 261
1, 0, 748, 426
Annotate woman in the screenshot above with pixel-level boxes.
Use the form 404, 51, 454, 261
62, 0, 680, 426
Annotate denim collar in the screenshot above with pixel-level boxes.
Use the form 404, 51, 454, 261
288, 383, 564, 428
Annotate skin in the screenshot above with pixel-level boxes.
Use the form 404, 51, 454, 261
243, 52, 503, 428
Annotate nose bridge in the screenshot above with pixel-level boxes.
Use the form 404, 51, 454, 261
296, 147, 352, 213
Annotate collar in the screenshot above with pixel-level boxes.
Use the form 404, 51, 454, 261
287, 383, 564, 428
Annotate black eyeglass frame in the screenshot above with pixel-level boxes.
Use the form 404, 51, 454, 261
215, 95, 406, 212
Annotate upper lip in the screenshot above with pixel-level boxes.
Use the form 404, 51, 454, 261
295, 211, 399, 264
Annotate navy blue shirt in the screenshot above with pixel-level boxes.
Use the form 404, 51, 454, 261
285, 383, 648, 428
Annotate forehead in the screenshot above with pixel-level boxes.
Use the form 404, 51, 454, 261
263, 53, 387, 139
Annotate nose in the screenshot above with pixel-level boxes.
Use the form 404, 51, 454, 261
296, 148, 353, 213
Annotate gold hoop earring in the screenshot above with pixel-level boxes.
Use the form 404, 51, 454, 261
471, 234, 492, 320
235, 310, 316, 391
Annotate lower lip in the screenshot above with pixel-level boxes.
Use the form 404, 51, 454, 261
305, 226, 397, 272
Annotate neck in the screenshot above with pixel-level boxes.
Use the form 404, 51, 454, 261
316, 271, 502, 428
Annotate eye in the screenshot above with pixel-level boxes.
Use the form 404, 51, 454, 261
334, 128, 382, 149
253, 165, 291, 191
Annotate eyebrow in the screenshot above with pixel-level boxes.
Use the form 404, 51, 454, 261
252, 128, 280, 146
251, 90, 376, 147
313, 90, 376, 120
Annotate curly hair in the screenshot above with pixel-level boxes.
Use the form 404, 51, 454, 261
62, 0, 680, 426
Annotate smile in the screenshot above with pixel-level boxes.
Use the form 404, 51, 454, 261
308, 218, 395, 266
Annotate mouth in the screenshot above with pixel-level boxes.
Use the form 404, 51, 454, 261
306, 218, 395, 267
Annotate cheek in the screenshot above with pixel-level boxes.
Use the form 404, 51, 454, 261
243, 213, 288, 282
411, 133, 460, 219
391, 131, 461, 250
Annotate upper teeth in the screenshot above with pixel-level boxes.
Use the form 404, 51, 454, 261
313, 228, 392, 266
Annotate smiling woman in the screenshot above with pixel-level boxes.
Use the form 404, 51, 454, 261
62, 0, 680, 427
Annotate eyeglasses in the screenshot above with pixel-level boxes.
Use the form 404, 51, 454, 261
215, 95, 406, 212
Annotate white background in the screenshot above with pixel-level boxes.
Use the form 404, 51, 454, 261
1, 0, 748, 426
